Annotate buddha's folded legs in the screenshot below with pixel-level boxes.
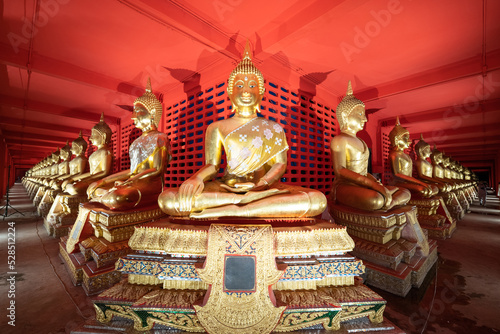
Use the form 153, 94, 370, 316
159, 187, 287, 217
392, 181, 438, 197
65, 179, 93, 196
159, 182, 326, 218
190, 189, 326, 218
332, 183, 410, 211
92, 180, 163, 210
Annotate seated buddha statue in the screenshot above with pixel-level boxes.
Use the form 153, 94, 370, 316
441, 154, 461, 190
45, 132, 89, 230
86, 79, 170, 211
430, 147, 456, 190
158, 46, 326, 218
34, 150, 60, 201
49, 140, 72, 190
44, 149, 61, 186
387, 118, 437, 198
64, 114, 114, 196
59, 131, 88, 190
329, 82, 410, 211
414, 134, 450, 193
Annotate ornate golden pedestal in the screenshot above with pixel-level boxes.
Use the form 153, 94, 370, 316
60, 203, 165, 295
33, 186, 47, 208
38, 188, 60, 219
93, 218, 390, 333
408, 196, 456, 240
331, 205, 438, 297
46, 193, 88, 238
26, 180, 40, 199
456, 189, 470, 212
443, 192, 464, 220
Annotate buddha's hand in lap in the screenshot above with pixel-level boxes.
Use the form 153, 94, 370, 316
178, 176, 204, 212
381, 186, 398, 210
220, 182, 256, 193
87, 181, 101, 198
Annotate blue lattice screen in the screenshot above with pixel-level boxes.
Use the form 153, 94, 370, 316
162, 81, 338, 193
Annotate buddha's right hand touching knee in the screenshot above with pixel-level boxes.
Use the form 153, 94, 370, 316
178, 176, 204, 212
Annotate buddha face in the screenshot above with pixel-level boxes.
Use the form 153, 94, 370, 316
132, 104, 153, 131
60, 149, 70, 161
395, 133, 410, 150
420, 144, 432, 159
344, 105, 367, 134
89, 129, 103, 147
228, 73, 262, 117
431, 151, 442, 164
71, 143, 83, 156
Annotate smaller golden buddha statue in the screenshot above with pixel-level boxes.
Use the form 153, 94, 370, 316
86, 79, 170, 210
158, 45, 326, 218
60, 131, 89, 190
45, 132, 90, 232
329, 82, 410, 211
387, 118, 437, 198
34, 149, 60, 206
430, 146, 454, 189
64, 114, 114, 196
414, 134, 450, 193
441, 154, 461, 190
49, 140, 72, 190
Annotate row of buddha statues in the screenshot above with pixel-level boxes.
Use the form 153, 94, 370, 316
23, 85, 476, 226
22, 45, 478, 333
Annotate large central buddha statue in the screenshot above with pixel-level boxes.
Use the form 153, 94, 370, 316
86, 79, 170, 210
158, 45, 326, 218
329, 82, 410, 211
388, 118, 438, 198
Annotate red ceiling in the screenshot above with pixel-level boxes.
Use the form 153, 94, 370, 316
1, 0, 499, 180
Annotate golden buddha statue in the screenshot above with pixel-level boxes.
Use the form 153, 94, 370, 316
414, 134, 450, 193
38, 141, 73, 217
158, 45, 326, 218
430, 146, 454, 188
61, 131, 88, 189
49, 140, 72, 190
430, 147, 465, 219
64, 114, 114, 196
34, 149, 61, 207
329, 82, 410, 211
388, 118, 437, 198
86, 79, 170, 210
45, 132, 89, 232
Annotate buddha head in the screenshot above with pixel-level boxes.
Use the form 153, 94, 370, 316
71, 131, 88, 156
90, 113, 112, 147
430, 145, 443, 165
133, 78, 163, 131
336, 81, 367, 134
227, 42, 265, 117
51, 149, 60, 164
60, 140, 71, 161
442, 154, 450, 168
389, 116, 410, 151
414, 134, 431, 159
